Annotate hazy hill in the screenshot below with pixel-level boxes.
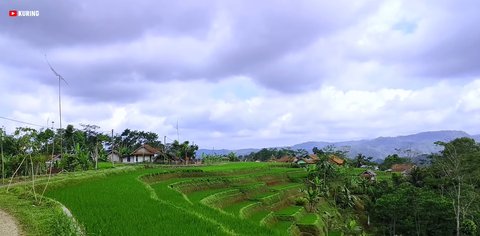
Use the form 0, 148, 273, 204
198, 130, 478, 159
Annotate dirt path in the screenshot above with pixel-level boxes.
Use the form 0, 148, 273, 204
0, 209, 21, 236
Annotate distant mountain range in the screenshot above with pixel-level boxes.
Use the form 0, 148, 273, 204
198, 130, 480, 160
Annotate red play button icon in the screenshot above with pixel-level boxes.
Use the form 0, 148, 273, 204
9, 10, 18, 17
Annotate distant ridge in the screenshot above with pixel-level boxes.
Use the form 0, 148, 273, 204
198, 130, 479, 159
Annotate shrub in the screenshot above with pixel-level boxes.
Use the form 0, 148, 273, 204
461, 219, 477, 236
294, 197, 308, 206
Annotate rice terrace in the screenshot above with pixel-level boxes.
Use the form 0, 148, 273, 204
1, 133, 479, 235
1, 161, 361, 236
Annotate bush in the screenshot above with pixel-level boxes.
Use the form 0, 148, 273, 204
461, 219, 477, 236
294, 197, 308, 206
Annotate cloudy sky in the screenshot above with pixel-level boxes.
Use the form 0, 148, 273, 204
1, 0, 480, 149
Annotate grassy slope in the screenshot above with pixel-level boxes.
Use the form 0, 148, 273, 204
42, 163, 293, 235
3, 163, 389, 235
45, 169, 226, 236
149, 164, 285, 235
0, 166, 139, 236
0, 190, 77, 236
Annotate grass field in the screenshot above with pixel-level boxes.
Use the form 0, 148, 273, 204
1, 162, 389, 235
45, 169, 229, 235
42, 163, 311, 235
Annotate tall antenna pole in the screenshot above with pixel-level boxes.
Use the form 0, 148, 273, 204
1, 126, 5, 185
45, 55, 68, 163
176, 120, 179, 141
58, 77, 63, 157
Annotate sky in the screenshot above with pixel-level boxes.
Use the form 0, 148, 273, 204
1, 0, 480, 149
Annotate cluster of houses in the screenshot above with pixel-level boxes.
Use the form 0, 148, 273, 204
106, 147, 417, 182
360, 163, 416, 181
275, 154, 346, 166
275, 153, 416, 182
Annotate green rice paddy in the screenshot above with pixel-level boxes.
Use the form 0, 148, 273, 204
38, 163, 376, 235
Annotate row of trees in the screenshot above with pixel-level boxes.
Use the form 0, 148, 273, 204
370, 138, 480, 235
0, 125, 199, 181
302, 145, 367, 234
243, 144, 413, 170
201, 152, 240, 164
301, 138, 480, 235
242, 147, 309, 161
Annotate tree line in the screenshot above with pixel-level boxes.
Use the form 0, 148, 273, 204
300, 138, 480, 235
0, 125, 199, 180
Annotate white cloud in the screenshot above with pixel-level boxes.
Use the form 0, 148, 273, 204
1, 75, 480, 148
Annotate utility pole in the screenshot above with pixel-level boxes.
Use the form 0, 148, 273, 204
95, 140, 98, 170
176, 120, 179, 141
111, 129, 115, 166
46, 55, 68, 168
163, 135, 167, 164
58, 77, 63, 161
1, 126, 5, 185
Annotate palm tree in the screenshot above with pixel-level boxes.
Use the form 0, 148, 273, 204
316, 159, 337, 189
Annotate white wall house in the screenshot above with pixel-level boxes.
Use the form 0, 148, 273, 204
123, 144, 160, 164
108, 151, 121, 163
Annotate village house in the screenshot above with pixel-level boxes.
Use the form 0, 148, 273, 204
107, 150, 121, 163
303, 154, 320, 164
44, 154, 63, 174
391, 163, 416, 175
295, 159, 307, 167
360, 170, 377, 181
292, 154, 345, 167
45, 154, 62, 167
276, 155, 295, 163
308, 154, 320, 163
361, 164, 379, 170
329, 155, 345, 166
123, 144, 160, 164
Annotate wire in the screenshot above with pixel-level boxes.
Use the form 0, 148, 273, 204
0, 116, 169, 143
0, 116, 48, 128
0, 116, 112, 133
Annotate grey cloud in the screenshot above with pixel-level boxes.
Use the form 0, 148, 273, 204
1, 0, 433, 105
205, 1, 379, 90
351, 1, 480, 80
2, 0, 380, 102
0, 0, 216, 47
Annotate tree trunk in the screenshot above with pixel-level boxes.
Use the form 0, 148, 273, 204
456, 182, 461, 236
95, 143, 98, 170
393, 217, 396, 236
7, 155, 27, 192
30, 154, 37, 202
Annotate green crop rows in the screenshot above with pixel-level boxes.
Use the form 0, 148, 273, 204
42, 162, 332, 235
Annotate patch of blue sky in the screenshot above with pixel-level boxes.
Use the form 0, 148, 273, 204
211, 76, 261, 100
392, 20, 417, 34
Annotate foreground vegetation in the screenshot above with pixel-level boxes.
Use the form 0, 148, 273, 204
1, 162, 357, 235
